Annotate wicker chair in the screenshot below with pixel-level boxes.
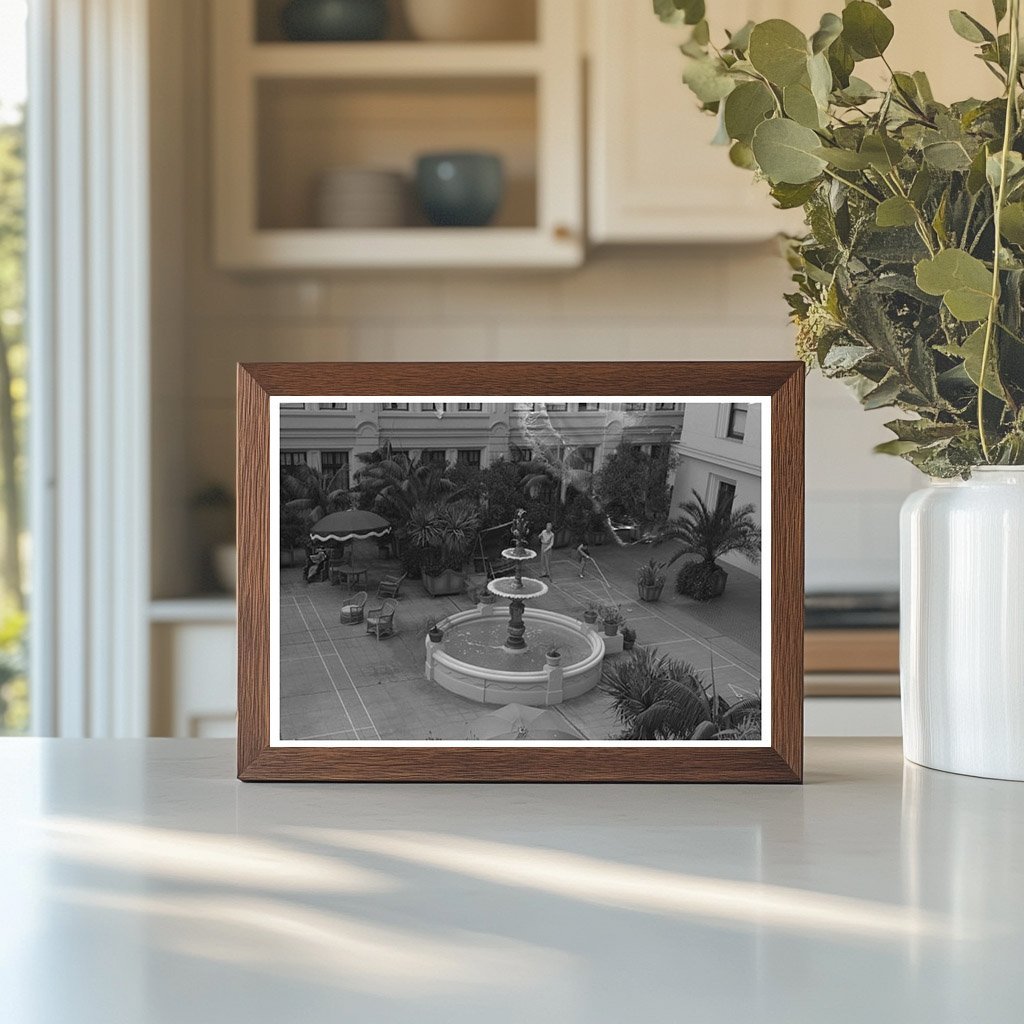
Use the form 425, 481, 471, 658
339, 591, 367, 625
365, 599, 398, 640
376, 572, 408, 599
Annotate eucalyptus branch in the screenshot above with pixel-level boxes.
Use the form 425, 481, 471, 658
822, 168, 881, 205
979, 0, 1021, 461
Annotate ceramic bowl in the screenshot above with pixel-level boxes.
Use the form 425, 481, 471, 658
281, 0, 388, 42
415, 152, 504, 228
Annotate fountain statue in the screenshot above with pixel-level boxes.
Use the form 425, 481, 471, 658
486, 508, 549, 650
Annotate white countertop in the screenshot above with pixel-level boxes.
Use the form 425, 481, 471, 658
1, 738, 1020, 1023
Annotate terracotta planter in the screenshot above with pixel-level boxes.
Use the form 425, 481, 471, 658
603, 620, 620, 637
637, 582, 664, 602
545, 653, 562, 667
706, 567, 728, 599
428, 628, 444, 643
583, 611, 598, 625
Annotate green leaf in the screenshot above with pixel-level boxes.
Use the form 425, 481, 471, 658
784, 80, 824, 129
909, 164, 933, 205
842, 1, 895, 59
729, 140, 757, 169
948, 10, 994, 44
986, 150, 1024, 191
771, 180, 820, 209
923, 140, 973, 171
915, 249, 994, 322
863, 374, 903, 409
913, 71, 935, 104
748, 20, 809, 86
993, 0, 1008, 24
682, 57, 736, 104
875, 439, 922, 456
1000, 203, 1024, 244
751, 118, 828, 184
814, 146, 872, 170
827, 35, 856, 88
810, 12, 843, 54
654, 0, 705, 26
967, 144, 991, 194
724, 20, 755, 53
723, 81, 775, 144
876, 197, 918, 228
691, 19, 710, 45
939, 326, 1006, 398
807, 51, 833, 110
861, 133, 904, 173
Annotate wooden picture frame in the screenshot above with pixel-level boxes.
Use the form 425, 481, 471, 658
237, 362, 804, 782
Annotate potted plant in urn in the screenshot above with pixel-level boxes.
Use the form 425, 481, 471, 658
635, 558, 667, 602
660, 0, 1024, 778
663, 491, 760, 601
581, 600, 601, 625
546, 646, 562, 667
600, 604, 625, 637
407, 501, 480, 598
621, 625, 638, 652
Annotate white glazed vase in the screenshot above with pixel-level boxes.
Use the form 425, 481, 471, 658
900, 467, 1024, 781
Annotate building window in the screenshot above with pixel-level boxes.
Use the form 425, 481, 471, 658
655, 402, 676, 410
280, 402, 305, 409
457, 449, 482, 468
319, 450, 349, 490
545, 403, 568, 411
456, 403, 483, 412
727, 403, 748, 440
578, 446, 596, 472
577, 403, 599, 412
280, 451, 306, 475
318, 403, 347, 410
421, 448, 447, 466
649, 443, 666, 460
421, 403, 447, 413
514, 402, 536, 411
714, 480, 737, 515
510, 446, 532, 462
382, 403, 409, 411
624, 403, 646, 411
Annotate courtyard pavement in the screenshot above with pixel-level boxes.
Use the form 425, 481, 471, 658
279, 539, 762, 742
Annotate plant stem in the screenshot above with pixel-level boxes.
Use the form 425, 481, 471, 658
979, 0, 1021, 462
822, 167, 880, 205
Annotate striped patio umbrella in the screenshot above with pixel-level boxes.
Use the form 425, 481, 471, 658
309, 509, 391, 544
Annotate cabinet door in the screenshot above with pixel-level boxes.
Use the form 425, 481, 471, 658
587, 0, 806, 243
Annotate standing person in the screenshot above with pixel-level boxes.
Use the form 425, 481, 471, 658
539, 522, 555, 578
576, 539, 592, 579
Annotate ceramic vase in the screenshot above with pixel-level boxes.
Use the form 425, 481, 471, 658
900, 467, 1024, 781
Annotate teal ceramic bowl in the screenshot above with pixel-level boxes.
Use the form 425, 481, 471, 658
415, 152, 505, 228
281, 0, 388, 42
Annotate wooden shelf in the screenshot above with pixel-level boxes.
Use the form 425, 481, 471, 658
804, 629, 900, 675
218, 227, 580, 270
249, 42, 544, 78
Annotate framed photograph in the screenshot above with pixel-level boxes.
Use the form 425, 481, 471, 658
237, 362, 803, 782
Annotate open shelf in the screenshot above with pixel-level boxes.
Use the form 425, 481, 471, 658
213, 0, 582, 268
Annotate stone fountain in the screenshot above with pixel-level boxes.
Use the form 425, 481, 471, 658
485, 508, 549, 650
424, 509, 605, 706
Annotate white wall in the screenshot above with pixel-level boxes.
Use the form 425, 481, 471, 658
154, 0, 920, 599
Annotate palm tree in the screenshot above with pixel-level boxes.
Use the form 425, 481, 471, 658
355, 453, 464, 524
662, 490, 761, 600
281, 463, 351, 524
601, 647, 761, 741
405, 501, 480, 573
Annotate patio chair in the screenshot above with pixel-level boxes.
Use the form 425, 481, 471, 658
376, 572, 408, 599
365, 598, 398, 640
339, 591, 367, 625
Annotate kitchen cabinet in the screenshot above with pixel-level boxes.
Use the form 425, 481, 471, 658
211, 0, 583, 269
587, 0, 998, 244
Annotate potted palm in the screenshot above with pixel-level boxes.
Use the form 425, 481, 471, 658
664, 491, 760, 601
635, 558, 667, 602
408, 501, 480, 597
663, 1, 1024, 777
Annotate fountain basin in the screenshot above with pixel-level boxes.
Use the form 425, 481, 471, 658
425, 607, 605, 706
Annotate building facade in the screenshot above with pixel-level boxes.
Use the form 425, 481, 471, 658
671, 402, 762, 577
279, 402, 686, 490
